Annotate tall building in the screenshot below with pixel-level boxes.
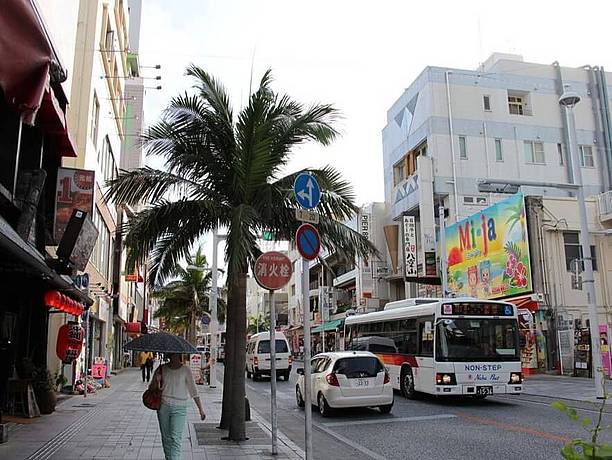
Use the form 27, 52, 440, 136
382, 53, 612, 373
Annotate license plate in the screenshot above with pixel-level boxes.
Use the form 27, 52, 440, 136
354, 378, 369, 387
477, 386, 493, 396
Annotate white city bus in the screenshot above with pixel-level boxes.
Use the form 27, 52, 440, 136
344, 297, 524, 398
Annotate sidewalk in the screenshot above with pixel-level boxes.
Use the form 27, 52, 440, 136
522, 373, 603, 403
1, 368, 303, 460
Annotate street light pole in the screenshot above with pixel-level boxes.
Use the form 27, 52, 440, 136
560, 91, 604, 399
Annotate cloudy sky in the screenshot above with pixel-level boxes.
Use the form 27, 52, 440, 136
137, 0, 612, 261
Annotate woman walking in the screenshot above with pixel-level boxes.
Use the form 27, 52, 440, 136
149, 353, 206, 460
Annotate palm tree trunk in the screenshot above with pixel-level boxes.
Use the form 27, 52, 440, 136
227, 272, 247, 441
188, 305, 197, 345
219, 282, 236, 429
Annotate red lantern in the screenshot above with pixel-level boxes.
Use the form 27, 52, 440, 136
44, 290, 61, 309
56, 322, 84, 363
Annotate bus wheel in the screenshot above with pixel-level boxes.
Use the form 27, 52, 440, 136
401, 367, 417, 399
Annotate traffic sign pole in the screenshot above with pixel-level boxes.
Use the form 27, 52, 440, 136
269, 289, 278, 455
302, 257, 313, 460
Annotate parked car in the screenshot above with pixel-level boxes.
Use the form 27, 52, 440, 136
246, 331, 293, 381
295, 351, 393, 417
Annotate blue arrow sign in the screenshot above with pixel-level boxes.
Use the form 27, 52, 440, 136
294, 172, 321, 210
296, 224, 321, 260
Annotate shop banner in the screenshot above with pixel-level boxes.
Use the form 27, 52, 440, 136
54, 167, 95, 243
600, 325, 612, 377
190, 353, 203, 384
403, 216, 417, 277
445, 193, 532, 299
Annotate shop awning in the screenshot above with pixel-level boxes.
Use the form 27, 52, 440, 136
312, 319, 343, 333
0, 0, 76, 157
506, 294, 539, 313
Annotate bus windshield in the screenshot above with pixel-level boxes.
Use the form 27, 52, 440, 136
436, 318, 519, 362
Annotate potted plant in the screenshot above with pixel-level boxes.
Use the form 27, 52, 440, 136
32, 366, 57, 414
53, 371, 68, 393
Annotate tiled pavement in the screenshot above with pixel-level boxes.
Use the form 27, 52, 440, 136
0, 368, 303, 460
522, 373, 603, 402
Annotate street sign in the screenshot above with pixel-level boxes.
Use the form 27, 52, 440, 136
254, 251, 293, 291
296, 224, 321, 261
294, 172, 321, 210
295, 208, 320, 224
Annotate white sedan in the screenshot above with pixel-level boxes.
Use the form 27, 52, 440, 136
295, 351, 393, 417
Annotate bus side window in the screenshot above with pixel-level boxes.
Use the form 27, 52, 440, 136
395, 319, 417, 355
419, 320, 434, 357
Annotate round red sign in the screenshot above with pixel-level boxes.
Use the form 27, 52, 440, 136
254, 251, 293, 291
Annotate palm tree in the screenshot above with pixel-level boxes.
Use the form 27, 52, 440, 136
151, 246, 225, 344
105, 66, 375, 440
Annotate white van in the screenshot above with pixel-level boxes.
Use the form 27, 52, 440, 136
246, 331, 293, 381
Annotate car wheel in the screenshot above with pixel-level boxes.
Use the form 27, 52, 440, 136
401, 367, 417, 399
296, 386, 305, 408
379, 404, 393, 414
318, 393, 332, 417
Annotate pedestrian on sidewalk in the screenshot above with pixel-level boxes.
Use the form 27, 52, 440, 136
149, 353, 206, 460
139, 351, 154, 382
201, 351, 212, 385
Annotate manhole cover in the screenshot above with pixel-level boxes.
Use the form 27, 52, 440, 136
194, 421, 269, 446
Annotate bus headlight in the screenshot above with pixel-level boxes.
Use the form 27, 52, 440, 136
436, 373, 456, 385
509, 372, 523, 384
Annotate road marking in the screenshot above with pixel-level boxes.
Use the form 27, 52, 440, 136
314, 422, 387, 460
456, 412, 571, 443
322, 414, 457, 427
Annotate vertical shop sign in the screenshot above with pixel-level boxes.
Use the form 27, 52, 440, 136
54, 167, 95, 243
403, 215, 417, 277
599, 325, 612, 377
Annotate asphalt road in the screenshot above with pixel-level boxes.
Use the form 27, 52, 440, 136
242, 365, 612, 460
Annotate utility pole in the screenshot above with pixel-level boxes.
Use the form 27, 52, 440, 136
560, 91, 604, 398
209, 228, 226, 389
439, 204, 448, 296
302, 257, 313, 460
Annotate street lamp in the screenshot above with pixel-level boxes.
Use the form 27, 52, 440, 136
559, 90, 604, 399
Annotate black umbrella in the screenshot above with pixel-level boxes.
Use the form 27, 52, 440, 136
124, 332, 198, 354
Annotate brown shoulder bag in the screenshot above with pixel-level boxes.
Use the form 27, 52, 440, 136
143, 365, 163, 410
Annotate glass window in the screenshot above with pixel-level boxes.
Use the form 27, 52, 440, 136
257, 339, 289, 354
459, 136, 467, 159
494, 139, 503, 162
524, 141, 545, 164
508, 95, 524, 115
483, 95, 491, 111
563, 232, 598, 271
436, 319, 519, 362
419, 320, 434, 357
580, 145, 595, 167
333, 357, 383, 378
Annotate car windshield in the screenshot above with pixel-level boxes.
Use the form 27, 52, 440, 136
436, 319, 519, 362
333, 357, 383, 378
257, 339, 289, 354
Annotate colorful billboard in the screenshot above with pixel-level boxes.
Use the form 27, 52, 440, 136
445, 193, 532, 299
54, 167, 95, 243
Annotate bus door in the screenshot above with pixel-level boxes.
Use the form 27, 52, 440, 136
415, 318, 435, 391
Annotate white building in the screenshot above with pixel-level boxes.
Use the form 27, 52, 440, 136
382, 53, 612, 373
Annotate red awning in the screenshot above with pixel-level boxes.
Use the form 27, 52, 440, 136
0, 0, 77, 158
507, 294, 539, 313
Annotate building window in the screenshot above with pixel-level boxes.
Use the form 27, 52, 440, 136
91, 92, 99, 145
557, 143, 564, 166
92, 208, 112, 279
458, 136, 467, 159
564, 232, 598, 271
483, 95, 491, 111
291, 284, 296, 296
524, 140, 545, 164
494, 138, 503, 162
393, 160, 405, 185
579, 145, 594, 167
98, 136, 117, 183
508, 90, 531, 116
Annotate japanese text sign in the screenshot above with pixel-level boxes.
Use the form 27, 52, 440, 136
254, 251, 293, 291
403, 215, 417, 277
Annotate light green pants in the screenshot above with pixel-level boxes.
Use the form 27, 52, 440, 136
157, 401, 187, 460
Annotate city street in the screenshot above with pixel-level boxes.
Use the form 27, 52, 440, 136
246, 364, 612, 460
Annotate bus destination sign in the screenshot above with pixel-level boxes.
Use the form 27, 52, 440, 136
442, 303, 514, 317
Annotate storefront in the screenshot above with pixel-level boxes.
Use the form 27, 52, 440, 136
311, 319, 344, 353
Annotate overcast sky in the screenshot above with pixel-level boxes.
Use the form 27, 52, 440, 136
137, 0, 612, 264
